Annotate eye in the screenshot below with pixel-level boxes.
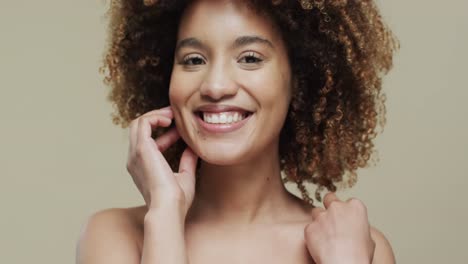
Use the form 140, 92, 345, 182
238, 52, 263, 64
182, 54, 206, 65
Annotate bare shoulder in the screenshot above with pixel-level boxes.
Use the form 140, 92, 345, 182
76, 206, 147, 264
370, 226, 396, 264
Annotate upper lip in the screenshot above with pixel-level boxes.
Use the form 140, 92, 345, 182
194, 104, 252, 113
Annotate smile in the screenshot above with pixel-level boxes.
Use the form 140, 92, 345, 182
192, 104, 254, 133
201, 111, 248, 124
194, 111, 253, 133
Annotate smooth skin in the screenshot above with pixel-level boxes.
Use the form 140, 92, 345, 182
76, 1, 396, 263
76, 110, 395, 264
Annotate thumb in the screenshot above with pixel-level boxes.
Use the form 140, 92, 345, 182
175, 147, 199, 208
178, 147, 199, 177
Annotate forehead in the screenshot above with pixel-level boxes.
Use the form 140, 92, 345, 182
177, 0, 282, 46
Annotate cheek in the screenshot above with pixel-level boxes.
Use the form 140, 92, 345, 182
242, 68, 291, 109
168, 72, 201, 140
168, 74, 191, 132
169, 70, 203, 103
168, 72, 197, 119
168, 74, 184, 105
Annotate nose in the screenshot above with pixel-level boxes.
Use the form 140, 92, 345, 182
199, 62, 239, 101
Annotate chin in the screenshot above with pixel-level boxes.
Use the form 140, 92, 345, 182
192, 141, 252, 166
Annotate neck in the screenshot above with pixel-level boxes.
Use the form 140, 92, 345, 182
187, 144, 298, 226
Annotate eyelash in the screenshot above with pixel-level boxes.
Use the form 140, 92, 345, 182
239, 52, 263, 64
182, 54, 205, 65
181, 52, 264, 65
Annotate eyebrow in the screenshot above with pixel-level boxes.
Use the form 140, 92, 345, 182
232, 35, 274, 49
175, 35, 274, 53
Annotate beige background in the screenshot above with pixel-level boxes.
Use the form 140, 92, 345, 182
1, 0, 467, 263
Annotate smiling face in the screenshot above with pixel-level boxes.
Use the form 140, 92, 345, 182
169, 0, 292, 165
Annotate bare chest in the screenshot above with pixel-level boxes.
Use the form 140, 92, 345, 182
185, 223, 315, 264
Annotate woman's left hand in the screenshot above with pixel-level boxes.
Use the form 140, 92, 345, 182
304, 192, 376, 264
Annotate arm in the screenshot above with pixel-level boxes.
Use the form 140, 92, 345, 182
76, 207, 189, 264
124, 107, 197, 262
370, 226, 396, 264
140, 208, 189, 264
76, 107, 198, 264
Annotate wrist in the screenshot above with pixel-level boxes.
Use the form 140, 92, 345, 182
148, 194, 186, 213
141, 207, 188, 264
327, 257, 371, 264
144, 206, 186, 227
317, 251, 372, 264
319, 260, 370, 264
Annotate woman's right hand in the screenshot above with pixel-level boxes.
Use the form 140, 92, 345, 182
126, 106, 199, 217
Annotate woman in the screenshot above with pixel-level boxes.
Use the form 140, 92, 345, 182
77, 0, 398, 263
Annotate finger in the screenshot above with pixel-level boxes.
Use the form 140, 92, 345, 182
154, 127, 180, 152
137, 115, 172, 144
141, 106, 173, 119
311, 206, 326, 220
323, 192, 341, 209
132, 106, 173, 151
178, 147, 199, 176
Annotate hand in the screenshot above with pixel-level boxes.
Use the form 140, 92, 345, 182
126, 106, 199, 217
304, 192, 375, 264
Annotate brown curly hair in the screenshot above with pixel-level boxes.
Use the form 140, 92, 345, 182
100, 0, 398, 205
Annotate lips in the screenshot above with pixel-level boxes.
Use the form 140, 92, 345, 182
194, 104, 253, 123
202, 111, 248, 124
193, 104, 254, 133
194, 104, 252, 114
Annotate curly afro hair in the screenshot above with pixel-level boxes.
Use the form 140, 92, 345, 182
100, 0, 399, 205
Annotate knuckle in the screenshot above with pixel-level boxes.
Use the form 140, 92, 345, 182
304, 223, 315, 236
327, 200, 340, 210
316, 210, 327, 220
138, 116, 147, 126
324, 192, 334, 200
172, 189, 185, 202
134, 145, 145, 159
348, 197, 362, 205
312, 208, 326, 221
126, 153, 139, 170
130, 118, 139, 128
126, 160, 133, 173
349, 198, 367, 210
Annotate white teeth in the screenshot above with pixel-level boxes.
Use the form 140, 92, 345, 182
219, 113, 227, 123
202, 111, 248, 124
